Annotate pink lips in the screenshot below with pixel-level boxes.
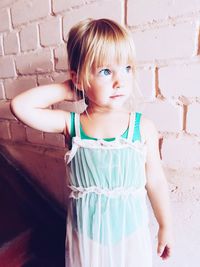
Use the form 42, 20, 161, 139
110, 95, 124, 98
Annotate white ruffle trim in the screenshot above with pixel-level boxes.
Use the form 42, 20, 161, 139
68, 184, 146, 199
64, 136, 147, 164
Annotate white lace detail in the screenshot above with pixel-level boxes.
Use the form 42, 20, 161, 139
64, 136, 147, 164
68, 184, 146, 199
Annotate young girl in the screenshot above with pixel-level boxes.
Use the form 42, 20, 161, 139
11, 18, 173, 267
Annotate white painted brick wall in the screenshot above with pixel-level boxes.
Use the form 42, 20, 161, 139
37, 74, 54, 85
11, 0, 51, 27
54, 44, 68, 71
137, 68, 155, 100
0, 81, 5, 99
52, 0, 84, 14
10, 120, 27, 142
0, 101, 15, 119
51, 72, 69, 83
39, 17, 62, 46
0, 120, 11, 140
4, 76, 37, 99
63, 0, 123, 40
0, 8, 11, 32
0, 35, 3, 55
127, 0, 200, 26
162, 135, 200, 169
0, 0, 15, 9
20, 23, 39, 51
3, 31, 20, 54
15, 48, 54, 74
187, 103, 200, 133
0, 56, 16, 78
159, 63, 200, 97
43, 132, 65, 148
26, 126, 44, 144
133, 22, 197, 62
142, 99, 182, 132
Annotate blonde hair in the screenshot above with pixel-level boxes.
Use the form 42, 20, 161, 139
67, 18, 144, 111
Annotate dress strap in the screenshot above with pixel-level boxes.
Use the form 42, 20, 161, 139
127, 112, 136, 142
133, 112, 142, 142
70, 112, 75, 137
74, 113, 81, 138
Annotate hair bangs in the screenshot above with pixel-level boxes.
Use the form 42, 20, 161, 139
94, 39, 135, 69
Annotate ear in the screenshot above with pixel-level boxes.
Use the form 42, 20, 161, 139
70, 71, 83, 91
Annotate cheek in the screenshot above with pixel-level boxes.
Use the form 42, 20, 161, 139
126, 78, 134, 89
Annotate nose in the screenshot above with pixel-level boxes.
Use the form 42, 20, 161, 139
113, 71, 125, 89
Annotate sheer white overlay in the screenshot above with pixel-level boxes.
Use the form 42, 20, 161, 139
64, 112, 152, 267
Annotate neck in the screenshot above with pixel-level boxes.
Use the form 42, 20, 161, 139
86, 104, 128, 116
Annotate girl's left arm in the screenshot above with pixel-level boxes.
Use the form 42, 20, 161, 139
141, 118, 174, 260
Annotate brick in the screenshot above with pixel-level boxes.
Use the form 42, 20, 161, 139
4, 31, 20, 55
39, 17, 62, 46
0, 120, 11, 140
11, 0, 50, 27
54, 99, 86, 113
54, 44, 68, 71
37, 75, 54, 85
0, 82, 5, 99
4, 76, 37, 99
10, 120, 27, 142
51, 72, 69, 83
142, 99, 182, 132
0, 1, 15, 9
0, 100, 15, 120
26, 126, 44, 144
187, 103, 200, 133
52, 0, 84, 13
0, 9, 10, 32
63, 0, 123, 40
0, 57, 16, 78
159, 63, 200, 97
0, 36, 3, 56
44, 132, 65, 147
16, 48, 54, 74
127, 0, 200, 26
20, 23, 39, 51
136, 68, 155, 100
132, 22, 197, 62
162, 135, 200, 169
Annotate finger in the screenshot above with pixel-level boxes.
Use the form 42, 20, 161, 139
157, 243, 165, 256
161, 246, 171, 260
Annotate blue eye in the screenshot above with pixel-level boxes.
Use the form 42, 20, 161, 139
99, 69, 111, 76
126, 66, 132, 72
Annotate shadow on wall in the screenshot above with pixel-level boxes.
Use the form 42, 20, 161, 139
0, 150, 66, 266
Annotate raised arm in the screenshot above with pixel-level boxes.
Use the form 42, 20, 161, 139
10, 80, 80, 134
141, 117, 173, 260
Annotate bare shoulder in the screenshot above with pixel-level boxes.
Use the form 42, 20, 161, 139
140, 114, 159, 144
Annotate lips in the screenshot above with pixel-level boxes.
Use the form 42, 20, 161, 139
110, 94, 124, 98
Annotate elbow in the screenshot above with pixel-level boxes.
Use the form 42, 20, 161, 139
10, 98, 18, 114
10, 99, 16, 115
10, 98, 22, 120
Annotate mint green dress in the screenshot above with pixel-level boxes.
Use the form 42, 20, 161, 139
64, 112, 152, 267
